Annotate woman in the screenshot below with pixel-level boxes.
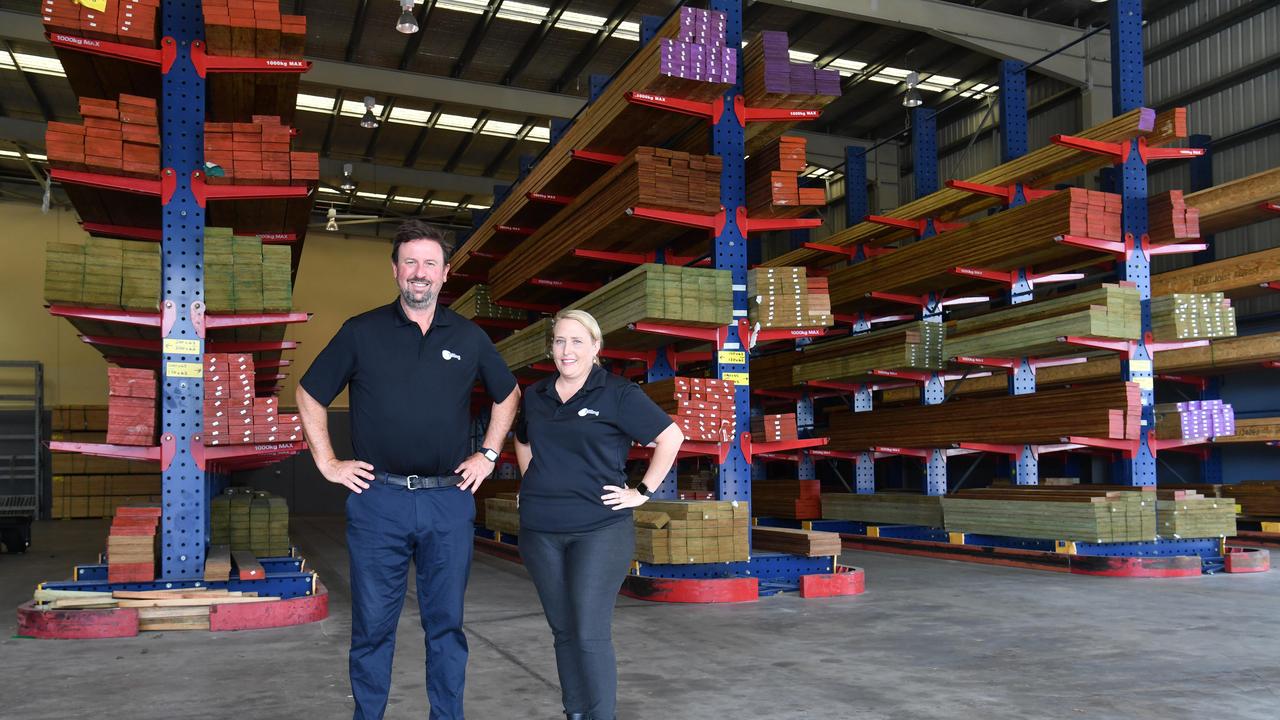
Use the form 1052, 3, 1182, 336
514, 309, 684, 720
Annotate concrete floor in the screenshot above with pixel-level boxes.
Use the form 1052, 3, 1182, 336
2, 517, 1279, 720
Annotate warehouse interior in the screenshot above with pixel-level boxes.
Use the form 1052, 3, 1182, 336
1, 0, 1279, 718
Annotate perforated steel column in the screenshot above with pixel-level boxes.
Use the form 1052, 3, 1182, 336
160, 2, 208, 580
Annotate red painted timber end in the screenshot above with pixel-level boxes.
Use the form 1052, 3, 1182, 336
1224, 547, 1270, 573
1068, 555, 1202, 578
210, 583, 329, 631
798, 567, 866, 598
620, 574, 758, 603
16, 602, 139, 639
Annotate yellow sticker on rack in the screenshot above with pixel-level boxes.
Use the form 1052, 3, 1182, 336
722, 372, 749, 386
166, 362, 203, 379
717, 350, 746, 365
76, 0, 107, 11
1129, 359, 1153, 373
1135, 376, 1154, 391
163, 338, 202, 355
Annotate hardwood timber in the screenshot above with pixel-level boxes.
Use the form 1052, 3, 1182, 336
1151, 247, 1280, 298
820, 493, 945, 527
825, 382, 1141, 449
750, 526, 841, 557
1186, 166, 1280, 235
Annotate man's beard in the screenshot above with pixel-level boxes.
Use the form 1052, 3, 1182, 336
401, 283, 435, 309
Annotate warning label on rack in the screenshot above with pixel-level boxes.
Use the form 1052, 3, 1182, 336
166, 362, 203, 379
163, 338, 202, 355
722, 372, 749, 386
717, 350, 746, 365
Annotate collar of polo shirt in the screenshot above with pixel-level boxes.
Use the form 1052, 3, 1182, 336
391, 297, 455, 327
540, 363, 608, 398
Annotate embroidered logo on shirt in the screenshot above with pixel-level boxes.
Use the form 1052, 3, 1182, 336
578, 408, 600, 417
441, 350, 462, 361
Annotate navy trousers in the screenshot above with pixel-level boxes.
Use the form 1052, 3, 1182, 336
346, 481, 476, 720
519, 519, 635, 720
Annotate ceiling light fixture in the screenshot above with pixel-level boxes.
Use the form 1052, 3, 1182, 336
902, 71, 923, 108
360, 96, 379, 128
325, 207, 339, 232
396, 0, 419, 33
339, 163, 357, 192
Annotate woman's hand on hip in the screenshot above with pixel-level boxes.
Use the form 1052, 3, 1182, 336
601, 484, 648, 510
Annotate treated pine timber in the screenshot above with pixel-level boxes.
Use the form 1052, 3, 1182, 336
564, 264, 733, 350
820, 493, 945, 527
486, 148, 722, 303
1150, 293, 1237, 341
450, 284, 528, 321
769, 107, 1188, 268
825, 188, 1122, 312
790, 321, 946, 385
496, 318, 553, 373
1186, 166, 1280, 235
483, 495, 520, 536
945, 284, 1141, 360
750, 526, 841, 557
942, 487, 1156, 543
825, 382, 1141, 450
881, 331, 1280, 403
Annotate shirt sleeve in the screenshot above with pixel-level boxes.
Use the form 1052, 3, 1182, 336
616, 382, 676, 446
476, 328, 518, 404
299, 319, 358, 406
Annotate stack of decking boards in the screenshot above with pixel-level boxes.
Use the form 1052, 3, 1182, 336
1154, 400, 1236, 440
1146, 190, 1202, 244
482, 494, 520, 536
106, 367, 157, 446
658, 7, 736, 85
204, 117, 319, 186
750, 526, 841, 557
641, 376, 736, 443
751, 478, 821, 519
826, 382, 1141, 450
203, 354, 303, 446
450, 6, 840, 293
752, 412, 798, 442
1212, 417, 1280, 444
495, 317, 553, 373
450, 284, 528, 321
202, 0, 307, 58
41, 0, 159, 47
747, 267, 833, 330
1150, 293, 1238, 340
1183, 165, 1280, 235
107, 506, 161, 583
31, 587, 282, 632
777, 321, 946, 386
1153, 246, 1280, 299
45, 95, 159, 177
633, 500, 749, 564
735, 30, 842, 154
746, 136, 826, 216
210, 488, 290, 557
766, 106, 1188, 270
486, 148, 723, 301
565, 263, 733, 348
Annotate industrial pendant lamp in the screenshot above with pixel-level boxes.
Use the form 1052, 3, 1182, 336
339, 163, 357, 192
360, 96, 379, 128
325, 207, 339, 232
396, 0, 419, 34
902, 71, 923, 108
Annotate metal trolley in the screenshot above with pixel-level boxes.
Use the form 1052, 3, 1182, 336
0, 361, 42, 553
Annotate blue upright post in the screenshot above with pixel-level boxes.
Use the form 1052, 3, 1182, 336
845, 145, 868, 230
160, 2, 209, 579
549, 118, 571, 146
911, 108, 939, 198
640, 15, 662, 46
647, 347, 680, 499
710, 0, 750, 505
999, 61, 1028, 164
1112, 0, 1157, 486
589, 73, 610, 103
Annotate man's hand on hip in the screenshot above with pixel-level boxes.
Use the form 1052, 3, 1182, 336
454, 453, 496, 494
322, 457, 374, 493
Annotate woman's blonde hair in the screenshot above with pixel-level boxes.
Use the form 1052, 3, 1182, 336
551, 309, 604, 366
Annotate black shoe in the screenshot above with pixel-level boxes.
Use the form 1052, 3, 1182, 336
564, 713, 587, 720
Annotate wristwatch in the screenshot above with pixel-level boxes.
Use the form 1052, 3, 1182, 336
636, 483, 654, 497
480, 447, 499, 463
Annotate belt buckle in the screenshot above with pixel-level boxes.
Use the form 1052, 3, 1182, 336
405, 474, 422, 490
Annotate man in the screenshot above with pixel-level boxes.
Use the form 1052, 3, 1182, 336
297, 219, 519, 720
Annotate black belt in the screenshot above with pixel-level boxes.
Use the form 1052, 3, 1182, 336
374, 472, 463, 490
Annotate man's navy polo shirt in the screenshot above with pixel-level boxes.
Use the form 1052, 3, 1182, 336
301, 299, 517, 477
516, 365, 673, 533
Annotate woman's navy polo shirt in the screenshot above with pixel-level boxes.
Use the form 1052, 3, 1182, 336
516, 365, 674, 533
300, 299, 517, 477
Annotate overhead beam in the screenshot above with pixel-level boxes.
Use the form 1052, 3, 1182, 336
451, 1, 502, 78
503, 0, 573, 85
757, 0, 1110, 87
552, 0, 643, 93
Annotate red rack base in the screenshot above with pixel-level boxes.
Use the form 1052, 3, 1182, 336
620, 574, 759, 603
